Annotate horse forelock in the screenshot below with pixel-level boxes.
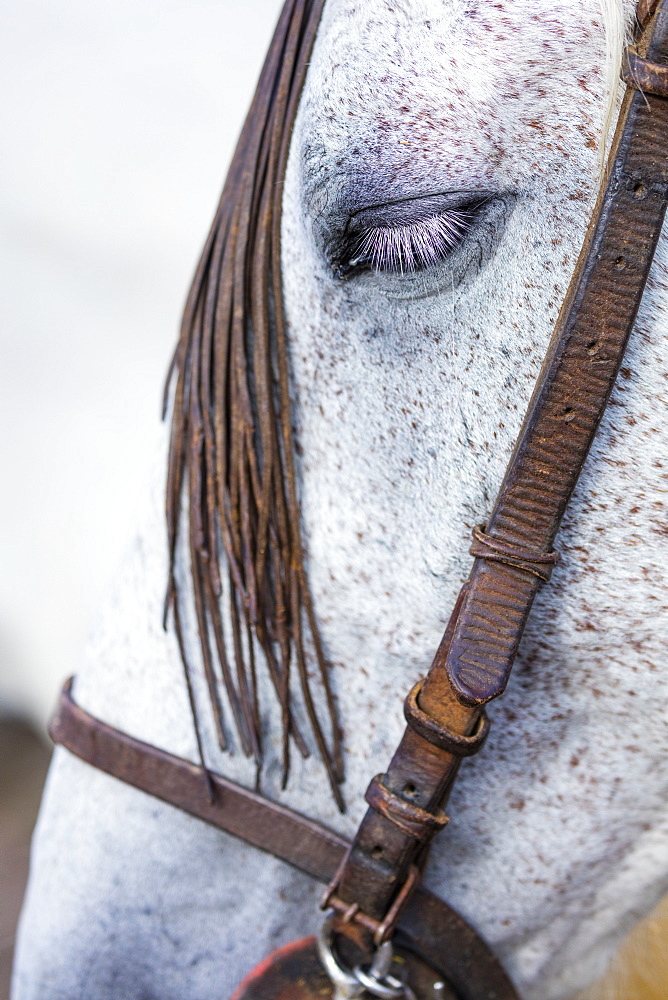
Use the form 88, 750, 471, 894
165, 0, 346, 810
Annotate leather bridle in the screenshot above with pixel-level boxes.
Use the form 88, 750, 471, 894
50, 2, 668, 996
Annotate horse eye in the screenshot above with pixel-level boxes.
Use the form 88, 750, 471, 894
339, 210, 473, 277
335, 194, 491, 278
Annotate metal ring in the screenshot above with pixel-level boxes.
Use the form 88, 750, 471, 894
386, 975, 417, 1000
353, 966, 405, 999
368, 939, 394, 981
317, 910, 361, 992
318, 908, 416, 1000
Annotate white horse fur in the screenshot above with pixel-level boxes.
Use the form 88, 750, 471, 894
13, 1, 668, 998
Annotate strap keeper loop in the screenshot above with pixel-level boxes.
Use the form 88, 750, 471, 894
404, 679, 490, 756
365, 775, 448, 842
470, 523, 559, 582
622, 46, 668, 97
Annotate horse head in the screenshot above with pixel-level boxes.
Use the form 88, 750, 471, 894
13, 3, 668, 999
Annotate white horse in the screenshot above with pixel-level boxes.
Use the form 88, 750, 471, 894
13, 1, 668, 998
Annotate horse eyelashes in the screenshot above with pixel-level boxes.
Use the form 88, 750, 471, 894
332, 190, 500, 279
339, 210, 473, 276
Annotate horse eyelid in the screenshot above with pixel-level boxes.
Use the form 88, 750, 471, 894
338, 208, 476, 276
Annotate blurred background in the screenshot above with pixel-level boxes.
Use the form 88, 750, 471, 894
0, 0, 277, 992
1, 0, 279, 729
1, 1, 667, 997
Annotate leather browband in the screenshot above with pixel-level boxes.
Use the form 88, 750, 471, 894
50, 678, 518, 1000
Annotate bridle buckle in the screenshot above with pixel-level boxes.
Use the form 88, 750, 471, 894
321, 852, 420, 946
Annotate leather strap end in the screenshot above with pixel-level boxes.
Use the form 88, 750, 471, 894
637, 0, 660, 30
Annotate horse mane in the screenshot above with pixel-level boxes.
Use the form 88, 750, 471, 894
163, 0, 344, 809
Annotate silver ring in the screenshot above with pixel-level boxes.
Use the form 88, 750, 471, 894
353, 966, 406, 999
388, 976, 417, 1000
317, 910, 361, 992
367, 939, 394, 981
318, 908, 416, 1000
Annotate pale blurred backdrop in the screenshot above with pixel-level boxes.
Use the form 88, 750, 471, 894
0, 1, 667, 997
0, 1, 278, 993
1, 0, 279, 726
